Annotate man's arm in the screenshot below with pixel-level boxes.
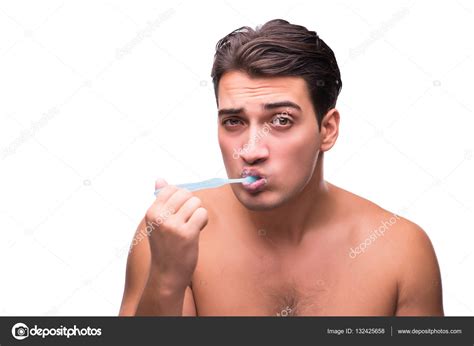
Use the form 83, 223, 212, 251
119, 218, 197, 316
395, 223, 444, 316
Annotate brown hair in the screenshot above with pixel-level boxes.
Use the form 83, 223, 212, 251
211, 19, 342, 127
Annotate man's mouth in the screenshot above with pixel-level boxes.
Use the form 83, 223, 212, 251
241, 168, 268, 193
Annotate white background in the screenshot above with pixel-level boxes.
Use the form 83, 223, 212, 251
0, 0, 472, 316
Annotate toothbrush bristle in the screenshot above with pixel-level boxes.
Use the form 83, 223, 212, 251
245, 176, 258, 183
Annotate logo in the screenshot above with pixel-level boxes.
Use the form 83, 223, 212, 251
12, 323, 29, 340
11, 322, 102, 340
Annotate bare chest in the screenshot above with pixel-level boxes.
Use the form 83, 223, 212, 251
192, 231, 397, 316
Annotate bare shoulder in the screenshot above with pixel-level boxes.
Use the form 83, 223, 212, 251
333, 184, 443, 315
190, 188, 215, 209
331, 183, 433, 248
191, 185, 233, 220
386, 213, 444, 315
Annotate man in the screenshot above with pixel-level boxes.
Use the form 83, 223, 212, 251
119, 19, 443, 316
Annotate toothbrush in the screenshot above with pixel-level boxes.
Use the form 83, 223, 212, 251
154, 176, 258, 196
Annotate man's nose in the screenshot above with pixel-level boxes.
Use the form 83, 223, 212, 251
239, 127, 269, 164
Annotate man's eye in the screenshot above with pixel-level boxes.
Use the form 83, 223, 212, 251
222, 118, 242, 126
271, 115, 292, 127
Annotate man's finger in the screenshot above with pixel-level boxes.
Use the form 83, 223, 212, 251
155, 178, 168, 190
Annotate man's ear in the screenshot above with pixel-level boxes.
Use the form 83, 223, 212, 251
319, 108, 340, 152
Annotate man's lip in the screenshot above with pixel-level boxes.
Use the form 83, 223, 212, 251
241, 168, 265, 179
240, 168, 268, 193
241, 176, 267, 193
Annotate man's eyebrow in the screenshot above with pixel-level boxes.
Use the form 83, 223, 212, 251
217, 101, 302, 117
218, 107, 243, 117
263, 101, 302, 111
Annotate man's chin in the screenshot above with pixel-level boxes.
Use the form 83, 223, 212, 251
233, 189, 288, 211
242, 201, 275, 211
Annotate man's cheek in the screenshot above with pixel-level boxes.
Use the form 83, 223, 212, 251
221, 143, 238, 160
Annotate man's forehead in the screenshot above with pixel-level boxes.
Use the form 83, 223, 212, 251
217, 71, 309, 108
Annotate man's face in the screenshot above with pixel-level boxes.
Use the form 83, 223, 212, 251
217, 71, 324, 211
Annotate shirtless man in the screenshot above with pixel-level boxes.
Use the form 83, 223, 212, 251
119, 19, 443, 316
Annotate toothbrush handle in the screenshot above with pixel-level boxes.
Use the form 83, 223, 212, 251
154, 178, 227, 196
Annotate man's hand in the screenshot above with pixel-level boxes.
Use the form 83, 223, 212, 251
144, 178, 209, 292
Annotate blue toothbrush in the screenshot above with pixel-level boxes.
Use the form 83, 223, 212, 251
154, 176, 258, 196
